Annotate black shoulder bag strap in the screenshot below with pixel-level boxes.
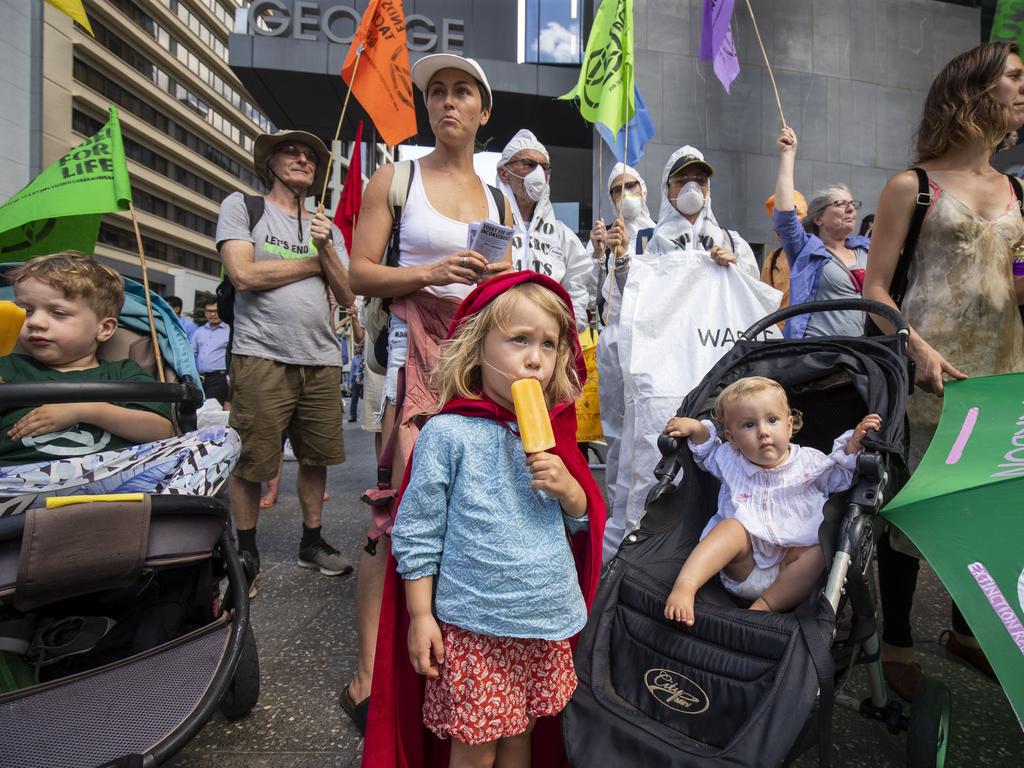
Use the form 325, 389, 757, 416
888, 167, 930, 308
487, 184, 509, 226
1008, 174, 1023, 214
797, 602, 835, 768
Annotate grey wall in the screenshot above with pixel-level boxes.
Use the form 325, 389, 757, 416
595, 0, 981, 250
0, 0, 40, 202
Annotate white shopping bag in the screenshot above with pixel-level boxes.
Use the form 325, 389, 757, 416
615, 249, 783, 539
196, 398, 230, 430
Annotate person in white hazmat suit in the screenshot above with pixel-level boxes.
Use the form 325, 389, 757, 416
602, 146, 782, 563
496, 129, 595, 328
588, 163, 656, 556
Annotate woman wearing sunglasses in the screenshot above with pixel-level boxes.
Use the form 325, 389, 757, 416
772, 126, 871, 339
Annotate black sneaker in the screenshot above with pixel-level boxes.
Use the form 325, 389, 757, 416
298, 538, 354, 576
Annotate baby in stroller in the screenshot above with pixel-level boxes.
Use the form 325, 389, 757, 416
662, 376, 880, 624
0, 252, 238, 514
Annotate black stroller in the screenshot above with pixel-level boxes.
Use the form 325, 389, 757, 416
564, 300, 951, 767
0, 375, 259, 767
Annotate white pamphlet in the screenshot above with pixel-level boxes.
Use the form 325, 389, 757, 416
466, 220, 514, 262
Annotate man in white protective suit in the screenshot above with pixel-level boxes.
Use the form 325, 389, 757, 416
601, 146, 783, 563
588, 162, 657, 555
495, 129, 595, 328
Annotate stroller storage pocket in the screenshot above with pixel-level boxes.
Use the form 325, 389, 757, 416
608, 575, 802, 750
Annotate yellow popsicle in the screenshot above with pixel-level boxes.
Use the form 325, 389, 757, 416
511, 378, 555, 453
0, 301, 26, 356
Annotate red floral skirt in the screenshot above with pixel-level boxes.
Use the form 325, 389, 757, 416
423, 622, 578, 745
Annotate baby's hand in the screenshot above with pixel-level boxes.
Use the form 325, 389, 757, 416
663, 417, 709, 443
846, 413, 882, 454
407, 615, 444, 679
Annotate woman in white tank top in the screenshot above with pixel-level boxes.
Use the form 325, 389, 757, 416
343, 54, 511, 731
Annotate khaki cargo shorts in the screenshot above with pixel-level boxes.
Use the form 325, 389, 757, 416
228, 354, 345, 483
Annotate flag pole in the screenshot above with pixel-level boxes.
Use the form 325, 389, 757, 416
320, 45, 365, 207
127, 202, 166, 383
743, 0, 786, 127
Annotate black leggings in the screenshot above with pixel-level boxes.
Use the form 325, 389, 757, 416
877, 529, 970, 647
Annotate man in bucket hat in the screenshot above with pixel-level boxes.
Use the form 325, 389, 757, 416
215, 129, 356, 596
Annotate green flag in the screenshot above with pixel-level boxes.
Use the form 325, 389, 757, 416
883, 373, 1024, 724
0, 106, 131, 263
559, 0, 635, 135
991, 0, 1024, 49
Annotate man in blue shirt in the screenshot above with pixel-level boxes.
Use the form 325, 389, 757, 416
167, 295, 199, 340
191, 299, 231, 406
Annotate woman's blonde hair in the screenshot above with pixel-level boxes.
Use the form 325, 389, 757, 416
432, 282, 581, 409
712, 376, 803, 434
915, 42, 1020, 163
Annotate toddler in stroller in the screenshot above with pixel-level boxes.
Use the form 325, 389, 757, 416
0, 254, 257, 767
564, 299, 951, 768
662, 376, 881, 624
0, 253, 238, 516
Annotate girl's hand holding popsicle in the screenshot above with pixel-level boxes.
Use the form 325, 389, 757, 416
512, 378, 586, 518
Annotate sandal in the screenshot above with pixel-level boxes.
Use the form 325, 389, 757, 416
339, 682, 369, 735
940, 630, 996, 680
882, 659, 922, 702
258, 497, 276, 509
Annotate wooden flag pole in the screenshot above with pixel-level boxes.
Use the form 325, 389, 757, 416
744, 0, 786, 127
127, 202, 166, 382
320, 45, 365, 206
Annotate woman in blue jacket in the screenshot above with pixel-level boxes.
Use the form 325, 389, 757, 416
773, 127, 871, 338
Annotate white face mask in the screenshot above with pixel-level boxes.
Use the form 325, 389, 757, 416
675, 181, 705, 216
509, 165, 548, 202
619, 194, 643, 221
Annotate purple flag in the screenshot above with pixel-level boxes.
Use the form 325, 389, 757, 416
701, 0, 740, 93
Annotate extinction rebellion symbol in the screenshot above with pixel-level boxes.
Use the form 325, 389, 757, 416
644, 668, 710, 714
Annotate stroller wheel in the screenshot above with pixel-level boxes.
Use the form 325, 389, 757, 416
220, 624, 261, 720
905, 677, 951, 768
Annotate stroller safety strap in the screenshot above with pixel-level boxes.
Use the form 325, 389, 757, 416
14, 497, 152, 611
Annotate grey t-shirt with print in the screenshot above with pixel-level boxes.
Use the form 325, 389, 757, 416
215, 192, 348, 366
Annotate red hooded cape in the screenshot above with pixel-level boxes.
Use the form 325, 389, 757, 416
362, 272, 606, 768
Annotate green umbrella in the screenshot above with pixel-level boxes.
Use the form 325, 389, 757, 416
884, 372, 1024, 726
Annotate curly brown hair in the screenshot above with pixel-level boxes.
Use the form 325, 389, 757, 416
915, 42, 1020, 163
7, 251, 124, 319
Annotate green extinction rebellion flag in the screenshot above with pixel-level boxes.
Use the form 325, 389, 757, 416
992, 0, 1024, 50
560, 0, 635, 136
0, 106, 131, 263
883, 373, 1024, 724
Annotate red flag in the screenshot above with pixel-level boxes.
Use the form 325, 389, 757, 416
341, 0, 417, 146
333, 122, 364, 252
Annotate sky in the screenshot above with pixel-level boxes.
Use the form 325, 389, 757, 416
524, 0, 582, 64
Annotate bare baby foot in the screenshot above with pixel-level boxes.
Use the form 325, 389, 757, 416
664, 583, 697, 625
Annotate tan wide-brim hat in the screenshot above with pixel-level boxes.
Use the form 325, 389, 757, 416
253, 130, 330, 192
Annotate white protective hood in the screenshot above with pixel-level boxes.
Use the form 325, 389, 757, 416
497, 129, 594, 327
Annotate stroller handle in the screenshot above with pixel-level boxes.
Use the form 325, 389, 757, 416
741, 299, 909, 340
0, 378, 204, 414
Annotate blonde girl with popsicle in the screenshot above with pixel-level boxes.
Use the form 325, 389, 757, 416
371, 272, 604, 768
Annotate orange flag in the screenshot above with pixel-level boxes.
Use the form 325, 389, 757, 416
341, 0, 417, 146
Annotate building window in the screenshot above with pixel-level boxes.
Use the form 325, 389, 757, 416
519, 0, 582, 65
